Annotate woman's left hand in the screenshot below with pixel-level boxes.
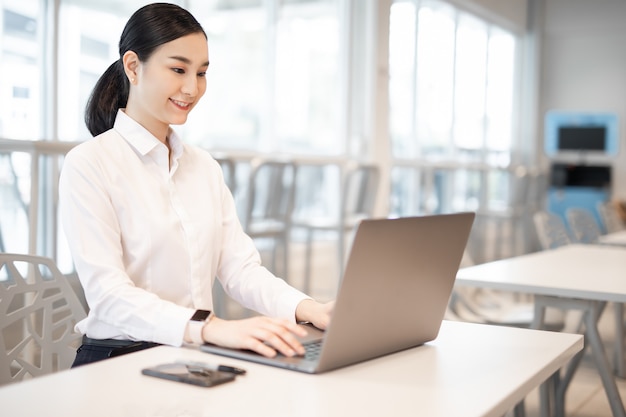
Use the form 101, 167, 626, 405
295, 299, 335, 330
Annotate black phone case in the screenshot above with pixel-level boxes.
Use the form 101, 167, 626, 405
141, 363, 236, 387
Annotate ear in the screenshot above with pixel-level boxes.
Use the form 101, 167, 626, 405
122, 50, 140, 84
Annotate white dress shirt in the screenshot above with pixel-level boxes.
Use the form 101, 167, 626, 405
59, 109, 309, 346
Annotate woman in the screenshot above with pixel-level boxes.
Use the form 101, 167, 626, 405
59, 2, 333, 367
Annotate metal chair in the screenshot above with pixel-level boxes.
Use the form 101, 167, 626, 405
474, 166, 532, 261
243, 158, 296, 280
291, 163, 380, 293
214, 155, 237, 196
450, 211, 572, 334
0, 253, 86, 386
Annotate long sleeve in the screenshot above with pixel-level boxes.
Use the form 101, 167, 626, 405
59, 110, 309, 347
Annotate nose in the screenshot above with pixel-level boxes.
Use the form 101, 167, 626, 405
181, 74, 198, 97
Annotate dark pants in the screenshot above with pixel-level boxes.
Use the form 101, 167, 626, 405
72, 336, 160, 368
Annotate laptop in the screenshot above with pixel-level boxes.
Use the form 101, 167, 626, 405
201, 212, 475, 374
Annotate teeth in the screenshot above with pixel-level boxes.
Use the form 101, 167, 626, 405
172, 99, 190, 108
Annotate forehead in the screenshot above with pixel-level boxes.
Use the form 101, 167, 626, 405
151, 32, 209, 65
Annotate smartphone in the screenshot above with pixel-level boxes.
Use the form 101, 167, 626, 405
141, 363, 237, 387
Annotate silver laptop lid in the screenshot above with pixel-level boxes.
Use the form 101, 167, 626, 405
200, 212, 474, 373
315, 212, 475, 372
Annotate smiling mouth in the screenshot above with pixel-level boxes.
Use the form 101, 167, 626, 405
170, 99, 191, 110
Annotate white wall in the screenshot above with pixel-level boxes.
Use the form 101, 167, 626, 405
540, 0, 626, 198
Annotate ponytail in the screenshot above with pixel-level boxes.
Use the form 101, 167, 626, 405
84, 60, 129, 137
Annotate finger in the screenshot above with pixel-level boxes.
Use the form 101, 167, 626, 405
269, 330, 305, 356
246, 338, 278, 358
255, 324, 305, 357
258, 319, 308, 355
258, 317, 308, 339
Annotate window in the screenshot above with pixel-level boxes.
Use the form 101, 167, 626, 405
57, 1, 156, 141
187, 0, 343, 155
0, 3, 42, 140
185, 2, 267, 150
388, 0, 520, 216
389, 0, 518, 161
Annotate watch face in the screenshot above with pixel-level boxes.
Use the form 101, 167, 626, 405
191, 310, 212, 321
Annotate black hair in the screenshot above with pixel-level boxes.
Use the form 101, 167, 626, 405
84, 3, 206, 137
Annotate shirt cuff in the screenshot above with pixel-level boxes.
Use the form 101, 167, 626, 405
153, 305, 194, 347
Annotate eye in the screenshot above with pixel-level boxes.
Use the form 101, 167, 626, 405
197, 71, 207, 77
172, 68, 185, 74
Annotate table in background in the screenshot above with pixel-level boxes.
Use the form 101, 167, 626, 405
0, 321, 582, 417
456, 244, 626, 417
599, 230, 626, 245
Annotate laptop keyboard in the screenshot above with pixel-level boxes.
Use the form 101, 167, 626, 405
303, 340, 323, 360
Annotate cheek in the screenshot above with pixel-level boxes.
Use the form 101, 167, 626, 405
198, 81, 207, 99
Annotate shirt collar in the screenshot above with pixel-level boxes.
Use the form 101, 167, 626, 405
113, 109, 183, 161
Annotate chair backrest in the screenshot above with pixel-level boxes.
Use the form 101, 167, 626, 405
244, 159, 296, 231
340, 163, 380, 224
533, 210, 572, 250
597, 201, 625, 234
214, 156, 237, 196
566, 207, 602, 244
0, 253, 86, 386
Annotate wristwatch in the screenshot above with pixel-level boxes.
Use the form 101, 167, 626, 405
188, 309, 212, 345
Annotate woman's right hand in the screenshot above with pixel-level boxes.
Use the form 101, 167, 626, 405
201, 316, 308, 358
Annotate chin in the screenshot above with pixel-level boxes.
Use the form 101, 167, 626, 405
169, 115, 189, 126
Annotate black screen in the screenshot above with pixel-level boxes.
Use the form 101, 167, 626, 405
558, 126, 606, 151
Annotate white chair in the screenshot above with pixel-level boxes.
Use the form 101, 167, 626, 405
533, 210, 573, 250
291, 163, 380, 293
566, 207, 603, 244
0, 253, 86, 386
598, 200, 625, 234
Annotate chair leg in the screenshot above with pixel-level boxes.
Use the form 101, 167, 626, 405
303, 228, 314, 294
282, 233, 289, 283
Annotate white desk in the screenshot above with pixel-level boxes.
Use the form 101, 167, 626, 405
457, 244, 626, 417
599, 230, 626, 245
0, 321, 581, 417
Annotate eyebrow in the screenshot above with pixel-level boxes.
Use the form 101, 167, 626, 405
169, 55, 210, 67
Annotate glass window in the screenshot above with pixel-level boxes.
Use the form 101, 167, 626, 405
389, 0, 518, 161
453, 14, 487, 151
414, 2, 455, 157
186, 2, 266, 150
0, 1, 42, 256
187, 0, 342, 155
388, 1, 416, 157
0, 2, 42, 139
485, 28, 516, 153
57, 1, 157, 141
274, 0, 341, 154
389, 0, 519, 217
